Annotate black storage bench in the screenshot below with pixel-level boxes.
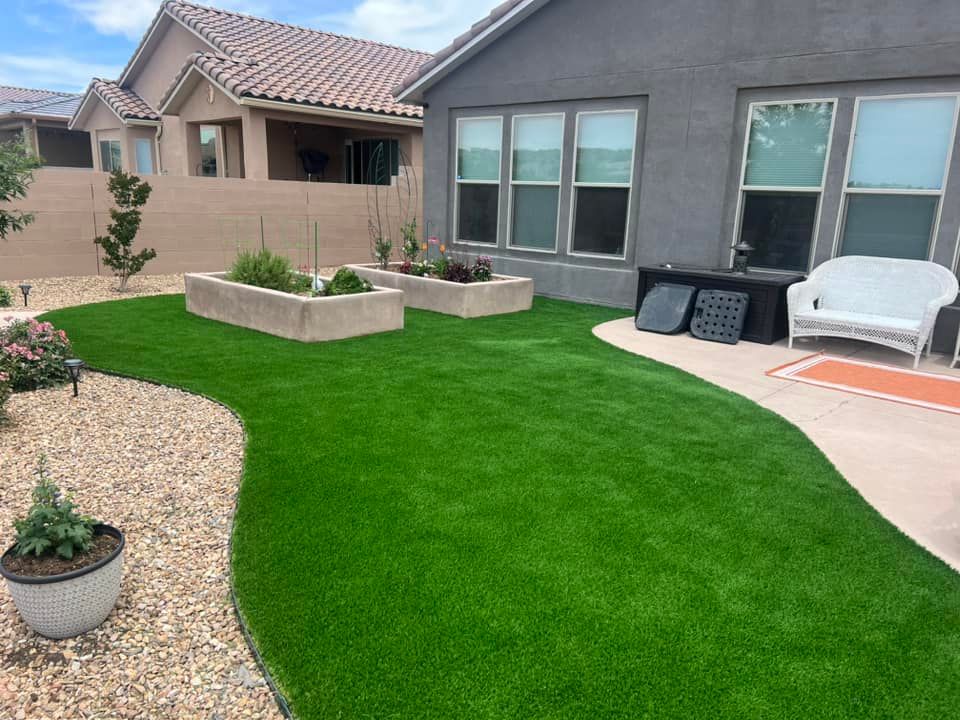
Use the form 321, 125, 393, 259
635, 265, 805, 345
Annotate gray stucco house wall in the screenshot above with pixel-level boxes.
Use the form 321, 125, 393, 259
401, 0, 960, 308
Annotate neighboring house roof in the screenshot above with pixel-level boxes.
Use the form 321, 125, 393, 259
394, 0, 549, 104
151, 0, 431, 120
0, 85, 83, 120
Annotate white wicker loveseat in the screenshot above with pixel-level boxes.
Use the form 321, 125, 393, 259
787, 256, 959, 368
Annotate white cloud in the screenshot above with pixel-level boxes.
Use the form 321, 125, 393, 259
59, 0, 277, 40
0, 54, 122, 92
320, 0, 503, 51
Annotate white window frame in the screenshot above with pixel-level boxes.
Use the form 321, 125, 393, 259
506, 112, 565, 254
453, 115, 503, 247
98, 139, 122, 172
730, 98, 838, 273
831, 92, 960, 262
566, 109, 639, 261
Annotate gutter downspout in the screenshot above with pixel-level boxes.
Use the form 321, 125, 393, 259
155, 123, 163, 174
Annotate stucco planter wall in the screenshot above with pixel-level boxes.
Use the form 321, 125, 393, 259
185, 272, 404, 342
346, 264, 534, 318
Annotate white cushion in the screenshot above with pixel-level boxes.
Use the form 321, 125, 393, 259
795, 308, 921, 333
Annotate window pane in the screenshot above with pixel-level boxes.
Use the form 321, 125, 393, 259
135, 138, 153, 174
99, 141, 112, 171
849, 97, 956, 190
513, 115, 562, 182
200, 126, 218, 177
739, 192, 817, 272
572, 187, 628, 255
575, 111, 636, 184
511, 186, 559, 249
110, 142, 121, 171
457, 184, 499, 244
458, 118, 501, 181
840, 194, 937, 260
744, 102, 833, 187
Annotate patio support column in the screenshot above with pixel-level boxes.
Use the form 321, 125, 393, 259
241, 108, 269, 180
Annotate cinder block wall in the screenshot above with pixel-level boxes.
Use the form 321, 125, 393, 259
0, 169, 423, 280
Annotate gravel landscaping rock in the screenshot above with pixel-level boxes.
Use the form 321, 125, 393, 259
1, 269, 344, 313
2, 275, 187, 312
0, 374, 283, 720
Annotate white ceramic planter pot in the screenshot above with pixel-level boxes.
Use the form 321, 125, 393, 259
0, 524, 124, 639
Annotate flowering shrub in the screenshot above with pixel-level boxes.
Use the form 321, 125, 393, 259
0, 318, 72, 391
0, 369, 10, 425
0, 285, 12, 308
394, 244, 495, 284
472, 256, 493, 283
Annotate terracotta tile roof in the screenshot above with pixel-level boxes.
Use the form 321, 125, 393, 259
0, 85, 82, 119
394, 0, 536, 101
160, 0, 431, 118
90, 79, 161, 122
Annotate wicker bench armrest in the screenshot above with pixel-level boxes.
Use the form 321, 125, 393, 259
787, 279, 821, 315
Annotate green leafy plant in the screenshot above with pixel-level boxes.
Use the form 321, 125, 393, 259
95, 170, 156, 291
400, 219, 419, 263
0, 318, 72, 391
372, 237, 393, 270
228, 248, 310, 294
13, 456, 97, 560
321, 268, 373, 296
472, 256, 493, 283
0, 139, 41, 240
0, 285, 12, 308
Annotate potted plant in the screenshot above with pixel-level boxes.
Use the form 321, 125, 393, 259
0, 456, 124, 639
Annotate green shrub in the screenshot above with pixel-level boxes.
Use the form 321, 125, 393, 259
322, 268, 373, 296
0, 285, 12, 308
13, 456, 97, 560
0, 318, 72, 391
0, 369, 10, 425
228, 249, 310, 294
94, 170, 156, 291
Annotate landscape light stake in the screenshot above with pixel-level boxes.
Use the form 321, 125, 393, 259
314, 221, 319, 290
64, 359, 84, 397
18, 283, 31, 307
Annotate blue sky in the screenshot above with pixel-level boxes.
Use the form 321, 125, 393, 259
0, 0, 501, 93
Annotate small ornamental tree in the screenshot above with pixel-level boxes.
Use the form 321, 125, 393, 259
0, 139, 41, 240
95, 170, 156, 291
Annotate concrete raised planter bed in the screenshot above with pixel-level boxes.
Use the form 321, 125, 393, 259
185, 272, 404, 342
346, 264, 534, 319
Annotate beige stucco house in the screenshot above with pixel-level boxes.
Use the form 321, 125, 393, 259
0, 86, 93, 168
69, 0, 428, 183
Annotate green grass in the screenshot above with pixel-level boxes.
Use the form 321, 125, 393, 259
44, 295, 960, 719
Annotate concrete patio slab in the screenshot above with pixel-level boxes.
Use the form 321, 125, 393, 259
594, 317, 960, 572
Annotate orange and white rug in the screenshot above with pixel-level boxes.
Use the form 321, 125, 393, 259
767, 354, 960, 415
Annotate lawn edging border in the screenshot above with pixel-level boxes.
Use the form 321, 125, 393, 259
67, 365, 296, 720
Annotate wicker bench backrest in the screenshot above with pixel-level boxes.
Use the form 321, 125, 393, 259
812, 256, 958, 321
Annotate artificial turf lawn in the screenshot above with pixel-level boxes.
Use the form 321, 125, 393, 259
44, 295, 960, 719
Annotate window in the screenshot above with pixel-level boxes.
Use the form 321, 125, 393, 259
735, 101, 836, 272
98, 140, 121, 172
838, 95, 958, 260
135, 138, 154, 175
509, 114, 563, 251
455, 117, 502, 245
570, 110, 637, 257
347, 139, 399, 185
199, 126, 219, 177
